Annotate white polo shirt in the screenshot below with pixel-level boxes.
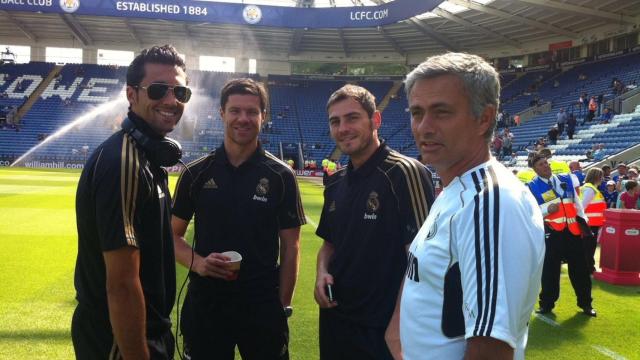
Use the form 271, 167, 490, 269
400, 159, 545, 360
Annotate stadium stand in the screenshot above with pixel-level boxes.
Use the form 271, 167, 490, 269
266, 76, 347, 163
2, 51, 640, 169
0, 63, 259, 164
505, 52, 640, 168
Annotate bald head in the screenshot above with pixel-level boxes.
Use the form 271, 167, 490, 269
569, 161, 581, 172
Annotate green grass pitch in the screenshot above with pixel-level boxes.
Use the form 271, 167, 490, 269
0, 167, 639, 359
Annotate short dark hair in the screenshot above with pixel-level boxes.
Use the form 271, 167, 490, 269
326, 84, 376, 118
126, 45, 186, 87
625, 180, 637, 191
220, 78, 268, 113
528, 151, 547, 168
538, 148, 552, 158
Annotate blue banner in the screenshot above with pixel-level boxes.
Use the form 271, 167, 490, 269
0, 0, 442, 28
269, 74, 404, 82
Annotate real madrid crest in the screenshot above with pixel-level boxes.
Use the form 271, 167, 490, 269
366, 191, 380, 213
252, 178, 269, 203
256, 178, 270, 196
364, 191, 379, 220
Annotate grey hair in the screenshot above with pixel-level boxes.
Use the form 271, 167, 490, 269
404, 52, 500, 141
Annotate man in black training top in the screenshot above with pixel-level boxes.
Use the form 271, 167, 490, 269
314, 84, 434, 359
73, 44, 190, 359
172, 78, 305, 360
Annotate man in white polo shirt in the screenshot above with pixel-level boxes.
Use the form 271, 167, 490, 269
389, 52, 545, 360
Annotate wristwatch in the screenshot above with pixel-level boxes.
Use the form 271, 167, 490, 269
284, 306, 293, 318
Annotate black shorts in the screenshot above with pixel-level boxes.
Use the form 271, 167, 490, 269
72, 304, 174, 360
319, 309, 392, 360
180, 285, 289, 360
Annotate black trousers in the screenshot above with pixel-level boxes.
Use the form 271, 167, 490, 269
319, 309, 393, 360
72, 304, 174, 360
539, 229, 593, 310
180, 285, 289, 360
584, 226, 600, 273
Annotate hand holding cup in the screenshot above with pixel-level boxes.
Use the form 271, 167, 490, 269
221, 251, 242, 281
196, 251, 242, 280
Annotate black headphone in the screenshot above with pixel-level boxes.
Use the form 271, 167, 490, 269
121, 117, 182, 167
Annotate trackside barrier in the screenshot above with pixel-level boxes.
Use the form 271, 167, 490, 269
594, 209, 640, 285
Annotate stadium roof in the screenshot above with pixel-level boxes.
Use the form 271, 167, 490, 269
0, 0, 639, 59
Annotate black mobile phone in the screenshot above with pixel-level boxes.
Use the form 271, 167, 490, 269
325, 284, 334, 302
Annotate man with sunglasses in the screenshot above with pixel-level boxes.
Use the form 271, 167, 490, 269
172, 78, 305, 359
73, 44, 189, 360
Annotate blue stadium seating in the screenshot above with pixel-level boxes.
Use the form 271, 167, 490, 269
504, 52, 640, 168
2, 52, 640, 170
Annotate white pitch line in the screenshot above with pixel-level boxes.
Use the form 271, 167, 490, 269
534, 314, 627, 360
591, 345, 628, 360
534, 313, 560, 327
305, 216, 318, 229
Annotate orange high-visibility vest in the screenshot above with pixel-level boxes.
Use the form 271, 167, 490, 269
528, 175, 582, 236
544, 198, 583, 235
580, 182, 606, 226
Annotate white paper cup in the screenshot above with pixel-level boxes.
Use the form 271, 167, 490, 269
222, 251, 242, 280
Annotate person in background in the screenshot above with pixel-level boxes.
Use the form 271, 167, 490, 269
527, 151, 595, 317
538, 148, 570, 175
507, 151, 518, 167
592, 144, 606, 161
556, 108, 567, 136
569, 160, 585, 186
548, 125, 559, 145
567, 112, 577, 140
598, 165, 612, 193
327, 159, 337, 175
580, 168, 605, 273
603, 180, 618, 208
492, 134, 503, 159
586, 96, 597, 123
617, 167, 639, 195
619, 180, 639, 210
613, 163, 628, 191
601, 108, 613, 123
539, 148, 585, 196
502, 127, 514, 158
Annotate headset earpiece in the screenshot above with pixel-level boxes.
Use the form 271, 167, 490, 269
121, 117, 182, 167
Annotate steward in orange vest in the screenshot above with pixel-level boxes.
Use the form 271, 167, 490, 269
526, 151, 595, 316
580, 182, 605, 227
528, 173, 582, 235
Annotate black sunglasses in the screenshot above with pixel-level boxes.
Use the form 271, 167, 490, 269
136, 83, 192, 103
